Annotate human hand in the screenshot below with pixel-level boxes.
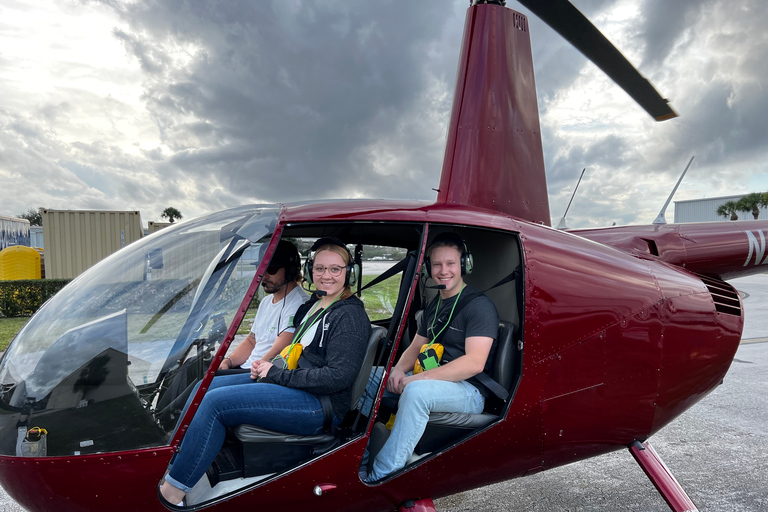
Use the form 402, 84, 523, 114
218, 357, 232, 370
398, 372, 424, 394
252, 360, 274, 380
387, 367, 406, 394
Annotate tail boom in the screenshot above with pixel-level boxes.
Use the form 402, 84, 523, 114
573, 220, 768, 280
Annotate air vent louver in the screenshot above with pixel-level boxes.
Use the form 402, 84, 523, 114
696, 274, 742, 316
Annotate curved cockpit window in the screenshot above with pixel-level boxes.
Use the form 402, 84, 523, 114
0, 205, 278, 456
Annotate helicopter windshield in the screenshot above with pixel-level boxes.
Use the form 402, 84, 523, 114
0, 205, 277, 457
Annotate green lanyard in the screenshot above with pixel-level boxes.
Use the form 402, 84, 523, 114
285, 293, 342, 358
427, 284, 465, 348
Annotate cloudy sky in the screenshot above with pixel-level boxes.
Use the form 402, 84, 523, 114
2, 0, 767, 228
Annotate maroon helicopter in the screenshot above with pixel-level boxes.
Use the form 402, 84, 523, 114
1, 2, 765, 512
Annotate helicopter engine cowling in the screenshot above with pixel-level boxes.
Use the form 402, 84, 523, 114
516, 225, 743, 468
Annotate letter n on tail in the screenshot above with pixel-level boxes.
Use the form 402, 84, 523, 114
745, 230, 768, 266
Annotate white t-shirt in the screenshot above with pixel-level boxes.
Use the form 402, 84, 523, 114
241, 286, 310, 368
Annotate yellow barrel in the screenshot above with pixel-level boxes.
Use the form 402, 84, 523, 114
0, 246, 42, 280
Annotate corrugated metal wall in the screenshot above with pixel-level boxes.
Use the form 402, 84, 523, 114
0, 215, 30, 250
42, 210, 143, 279
675, 194, 768, 223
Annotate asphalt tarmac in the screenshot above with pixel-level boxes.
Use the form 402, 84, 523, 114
0, 274, 765, 511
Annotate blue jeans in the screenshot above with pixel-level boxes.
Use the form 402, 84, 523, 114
367, 378, 484, 482
172, 371, 253, 438
165, 379, 327, 492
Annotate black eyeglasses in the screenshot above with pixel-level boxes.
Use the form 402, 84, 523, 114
266, 265, 284, 275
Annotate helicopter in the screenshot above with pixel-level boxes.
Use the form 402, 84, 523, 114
1, 1, 767, 511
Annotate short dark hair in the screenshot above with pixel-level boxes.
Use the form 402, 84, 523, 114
428, 232, 465, 257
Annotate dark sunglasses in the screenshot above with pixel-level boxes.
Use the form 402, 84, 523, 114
266, 265, 284, 275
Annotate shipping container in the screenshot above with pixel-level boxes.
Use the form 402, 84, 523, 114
0, 215, 30, 249
147, 221, 172, 234
42, 209, 143, 279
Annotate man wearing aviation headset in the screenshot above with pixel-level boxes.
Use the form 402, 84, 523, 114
364, 232, 499, 482
219, 239, 310, 372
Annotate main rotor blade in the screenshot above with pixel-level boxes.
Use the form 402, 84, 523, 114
517, 0, 678, 121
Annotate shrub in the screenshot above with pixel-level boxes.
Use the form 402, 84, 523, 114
0, 279, 71, 318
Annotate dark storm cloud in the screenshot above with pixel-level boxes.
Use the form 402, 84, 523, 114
637, 0, 717, 67
102, 0, 460, 205
112, 29, 170, 75
4, 0, 767, 229
640, 1, 768, 175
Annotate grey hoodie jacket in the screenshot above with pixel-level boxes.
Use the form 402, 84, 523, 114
265, 295, 371, 418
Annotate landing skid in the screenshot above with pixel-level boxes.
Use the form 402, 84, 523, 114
629, 440, 699, 512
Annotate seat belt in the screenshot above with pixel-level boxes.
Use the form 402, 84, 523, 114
481, 265, 521, 294
357, 252, 414, 294
474, 372, 509, 401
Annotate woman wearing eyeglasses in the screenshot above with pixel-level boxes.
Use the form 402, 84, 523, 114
160, 237, 371, 506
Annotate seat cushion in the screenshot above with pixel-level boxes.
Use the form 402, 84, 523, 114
234, 424, 335, 444
426, 411, 497, 429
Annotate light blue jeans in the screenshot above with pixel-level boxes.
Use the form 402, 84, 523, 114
366, 377, 484, 482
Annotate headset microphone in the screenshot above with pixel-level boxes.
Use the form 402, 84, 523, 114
302, 281, 328, 296
426, 284, 447, 290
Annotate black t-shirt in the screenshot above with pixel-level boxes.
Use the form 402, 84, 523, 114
417, 285, 500, 396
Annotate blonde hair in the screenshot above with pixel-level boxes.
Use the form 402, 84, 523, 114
314, 244, 354, 300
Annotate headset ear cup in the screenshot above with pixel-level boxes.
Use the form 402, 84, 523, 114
303, 258, 313, 285
464, 252, 474, 275
423, 256, 431, 279
347, 263, 359, 287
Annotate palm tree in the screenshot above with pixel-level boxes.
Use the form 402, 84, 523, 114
735, 192, 765, 220
759, 192, 768, 211
161, 207, 183, 224
716, 201, 739, 221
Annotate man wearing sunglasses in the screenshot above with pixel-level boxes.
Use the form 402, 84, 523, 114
219, 240, 310, 372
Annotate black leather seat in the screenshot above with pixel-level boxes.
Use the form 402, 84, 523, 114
413, 320, 518, 454
231, 325, 388, 477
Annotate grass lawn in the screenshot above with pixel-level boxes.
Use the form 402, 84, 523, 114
361, 273, 402, 321
0, 317, 29, 352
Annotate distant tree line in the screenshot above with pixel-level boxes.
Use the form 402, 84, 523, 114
16, 207, 43, 226
716, 192, 768, 221
16, 206, 185, 226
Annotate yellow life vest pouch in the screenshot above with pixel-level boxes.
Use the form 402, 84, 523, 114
277, 343, 303, 370
414, 343, 444, 374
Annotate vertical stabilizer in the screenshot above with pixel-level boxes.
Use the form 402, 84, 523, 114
436, 4, 550, 225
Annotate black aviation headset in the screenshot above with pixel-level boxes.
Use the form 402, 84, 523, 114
423, 232, 474, 278
265, 240, 302, 284
282, 251, 301, 283
303, 236, 359, 287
